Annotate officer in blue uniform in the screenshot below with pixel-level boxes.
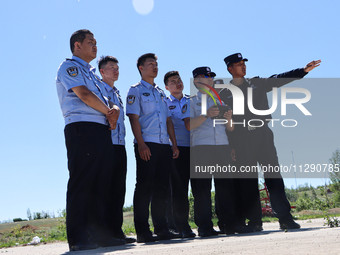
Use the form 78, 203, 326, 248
98, 55, 136, 244
219, 53, 321, 231
126, 53, 180, 243
56, 30, 125, 251
189, 67, 251, 236
164, 71, 196, 238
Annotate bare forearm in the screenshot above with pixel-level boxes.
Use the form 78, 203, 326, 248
189, 116, 208, 130
167, 117, 177, 147
128, 115, 145, 145
72, 85, 110, 115
226, 118, 234, 131
184, 117, 190, 131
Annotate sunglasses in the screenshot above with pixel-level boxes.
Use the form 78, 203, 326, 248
196, 74, 214, 79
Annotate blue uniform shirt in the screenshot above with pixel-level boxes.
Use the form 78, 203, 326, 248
165, 94, 190, 147
103, 82, 126, 145
190, 92, 229, 146
126, 80, 171, 144
56, 56, 109, 126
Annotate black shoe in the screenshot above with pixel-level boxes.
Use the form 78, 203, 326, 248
155, 229, 181, 240
279, 219, 301, 230
113, 234, 137, 244
224, 225, 253, 235
234, 225, 254, 234
211, 228, 221, 235
69, 242, 98, 251
124, 237, 137, 243
249, 224, 263, 232
137, 233, 159, 243
198, 230, 211, 237
97, 237, 126, 247
181, 229, 196, 238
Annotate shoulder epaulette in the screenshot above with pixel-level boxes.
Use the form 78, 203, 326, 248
66, 58, 75, 61
131, 82, 141, 87
248, 76, 260, 81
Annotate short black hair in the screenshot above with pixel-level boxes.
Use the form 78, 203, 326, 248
97, 55, 119, 71
164, 71, 180, 86
70, 29, 93, 53
137, 53, 157, 75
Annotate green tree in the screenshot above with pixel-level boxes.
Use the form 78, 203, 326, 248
27, 208, 32, 221
329, 149, 340, 184
33, 212, 42, 220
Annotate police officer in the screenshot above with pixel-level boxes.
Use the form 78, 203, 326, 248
164, 71, 196, 238
189, 67, 251, 236
213, 79, 224, 94
56, 30, 125, 251
98, 55, 136, 244
219, 53, 321, 230
126, 53, 180, 243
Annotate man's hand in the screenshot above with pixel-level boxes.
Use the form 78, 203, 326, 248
172, 146, 180, 159
106, 105, 120, 130
231, 148, 236, 161
207, 106, 219, 118
138, 142, 151, 161
223, 109, 233, 121
304, 60, 321, 72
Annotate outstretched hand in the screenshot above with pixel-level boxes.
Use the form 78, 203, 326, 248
304, 60, 321, 72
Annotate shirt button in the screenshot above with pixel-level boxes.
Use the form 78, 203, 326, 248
160, 122, 162, 124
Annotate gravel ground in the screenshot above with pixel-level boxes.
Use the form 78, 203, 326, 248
2, 218, 340, 255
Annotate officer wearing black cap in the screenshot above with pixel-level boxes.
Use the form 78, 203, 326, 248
189, 66, 252, 236
213, 79, 224, 94
219, 53, 321, 231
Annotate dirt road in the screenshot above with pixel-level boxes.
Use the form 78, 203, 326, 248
2, 218, 340, 255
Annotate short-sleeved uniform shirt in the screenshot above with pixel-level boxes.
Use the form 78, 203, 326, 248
56, 56, 109, 126
165, 94, 190, 147
126, 80, 171, 144
190, 92, 229, 146
103, 81, 126, 145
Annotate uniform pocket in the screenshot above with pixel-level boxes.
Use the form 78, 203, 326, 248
141, 95, 156, 114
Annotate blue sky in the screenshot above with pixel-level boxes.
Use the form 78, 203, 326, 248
0, 0, 339, 222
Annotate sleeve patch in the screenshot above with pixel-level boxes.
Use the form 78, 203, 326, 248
182, 104, 188, 113
127, 95, 136, 105
66, 66, 79, 77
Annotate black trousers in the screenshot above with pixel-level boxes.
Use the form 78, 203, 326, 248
233, 125, 292, 226
64, 122, 114, 246
108, 145, 127, 238
133, 142, 172, 234
170, 146, 192, 232
191, 145, 237, 231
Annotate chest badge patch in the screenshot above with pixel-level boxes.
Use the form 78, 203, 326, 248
142, 92, 150, 96
182, 104, 188, 114
127, 95, 136, 105
169, 105, 176, 110
66, 66, 78, 77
